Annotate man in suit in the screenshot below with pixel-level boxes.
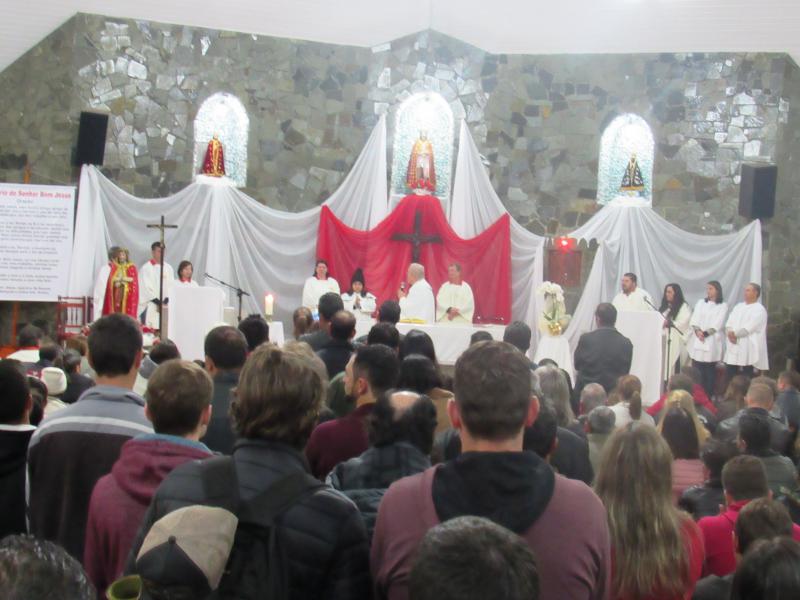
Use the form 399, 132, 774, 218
573, 303, 633, 401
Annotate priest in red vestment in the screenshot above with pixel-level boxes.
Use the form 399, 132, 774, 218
102, 249, 139, 318
201, 134, 225, 177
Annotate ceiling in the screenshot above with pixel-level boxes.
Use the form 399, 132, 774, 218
3, 1, 800, 73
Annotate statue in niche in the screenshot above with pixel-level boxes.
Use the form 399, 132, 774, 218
620, 153, 645, 193
406, 131, 436, 192
201, 133, 226, 177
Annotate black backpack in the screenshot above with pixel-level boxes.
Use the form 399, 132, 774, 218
198, 455, 324, 599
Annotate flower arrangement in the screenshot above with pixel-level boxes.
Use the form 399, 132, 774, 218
537, 281, 571, 337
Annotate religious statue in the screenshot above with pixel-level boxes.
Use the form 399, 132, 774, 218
620, 153, 645, 193
102, 248, 139, 318
406, 131, 436, 192
201, 133, 226, 177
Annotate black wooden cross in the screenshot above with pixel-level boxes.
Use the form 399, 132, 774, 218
391, 209, 442, 263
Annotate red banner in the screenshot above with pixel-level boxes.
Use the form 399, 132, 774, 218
317, 194, 511, 323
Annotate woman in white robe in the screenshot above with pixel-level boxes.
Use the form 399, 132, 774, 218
302, 259, 340, 311
658, 283, 692, 381
686, 280, 728, 399
174, 260, 199, 288
341, 268, 376, 321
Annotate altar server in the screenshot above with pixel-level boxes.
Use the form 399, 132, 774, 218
138, 242, 174, 329
724, 282, 768, 377
612, 272, 654, 312
341, 268, 376, 320
658, 283, 692, 379
436, 263, 475, 324
687, 280, 728, 398
398, 263, 435, 323
92, 246, 120, 321
302, 259, 340, 312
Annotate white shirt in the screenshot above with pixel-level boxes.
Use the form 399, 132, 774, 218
687, 299, 729, 363
399, 279, 436, 324
609, 402, 656, 429
342, 292, 376, 319
93, 263, 111, 321
724, 301, 769, 369
302, 277, 340, 310
662, 302, 692, 379
613, 287, 654, 312
174, 279, 199, 288
138, 260, 175, 328
436, 281, 475, 324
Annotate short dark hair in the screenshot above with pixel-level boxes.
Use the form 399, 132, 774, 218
17, 324, 43, 348
722, 455, 769, 501
623, 272, 638, 284
38, 344, 60, 363
454, 341, 532, 441
667, 373, 694, 394
0, 534, 94, 599
735, 498, 794, 555
368, 390, 437, 454
0, 359, 30, 424
523, 400, 558, 458
148, 340, 181, 365
151, 241, 162, 251
747, 282, 762, 298
329, 310, 356, 341
367, 322, 400, 350
503, 321, 532, 354
739, 409, 772, 454
398, 354, 441, 393
27, 376, 46, 426
700, 439, 740, 481
88, 314, 143, 376
595, 303, 617, 327
55, 349, 83, 375
470, 330, 493, 345
318, 292, 344, 321
409, 516, 540, 600
353, 344, 400, 397
204, 326, 248, 370
238, 314, 270, 352
731, 537, 800, 600
660, 407, 700, 459
378, 300, 401, 325
399, 329, 438, 363
145, 360, 213, 436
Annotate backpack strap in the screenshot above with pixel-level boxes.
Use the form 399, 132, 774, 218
198, 455, 241, 514
238, 471, 324, 527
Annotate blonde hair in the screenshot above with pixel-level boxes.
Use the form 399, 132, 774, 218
595, 424, 691, 598
657, 390, 709, 445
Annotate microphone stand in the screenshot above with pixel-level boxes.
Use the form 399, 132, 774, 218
644, 296, 684, 393
204, 272, 251, 323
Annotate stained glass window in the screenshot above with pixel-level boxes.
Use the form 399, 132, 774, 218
193, 92, 249, 187
391, 92, 454, 201
597, 114, 654, 205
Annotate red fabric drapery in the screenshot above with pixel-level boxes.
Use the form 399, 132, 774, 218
317, 194, 511, 323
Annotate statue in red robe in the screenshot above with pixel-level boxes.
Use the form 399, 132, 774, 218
406, 132, 436, 191
102, 248, 139, 318
201, 134, 225, 177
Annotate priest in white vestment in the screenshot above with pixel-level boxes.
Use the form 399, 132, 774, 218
302, 259, 340, 311
687, 281, 728, 398
92, 245, 120, 321
724, 282, 769, 375
612, 272, 654, 312
138, 242, 175, 329
398, 263, 435, 323
436, 263, 475, 324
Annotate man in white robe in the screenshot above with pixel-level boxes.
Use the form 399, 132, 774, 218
92, 246, 119, 321
436, 263, 475, 324
398, 263, 435, 323
612, 272, 654, 312
138, 242, 174, 329
724, 282, 769, 376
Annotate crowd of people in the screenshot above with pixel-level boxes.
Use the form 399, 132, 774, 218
0, 288, 799, 599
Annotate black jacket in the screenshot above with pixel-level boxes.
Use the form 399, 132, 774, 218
550, 427, 594, 485
573, 326, 633, 397
201, 370, 239, 455
299, 330, 332, 352
61, 373, 95, 405
127, 439, 371, 600
679, 481, 725, 520
0, 427, 35, 539
316, 339, 355, 380
715, 407, 792, 455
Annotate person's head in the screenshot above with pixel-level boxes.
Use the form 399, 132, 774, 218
148, 339, 181, 365
469, 330, 493, 346
409, 516, 540, 600
745, 383, 774, 411
595, 303, 617, 328
367, 322, 400, 351
399, 329, 438, 363
378, 300, 401, 325
115, 247, 129, 263
65, 335, 88, 357
700, 439, 740, 484
0, 535, 94, 599
345, 344, 400, 402
177, 260, 193, 281
203, 326, 248, 375
55, 349, 83, 376
0, 359, 31, 425
751, 375, 778, 399
318, 292, 344, 322
621, 273, 637, 294
523, 400, 558, 460
722, 455, 769, 504
725, 375, 751, 410
292, 306, 314, 338
660, 406, 700, 459
407, 263, 425, 285
314, 259, 329, 279
151, 241, 163, 262
37, 344, 60, 365
587, 406, 616, 435
660, 283, 685, 318
398, 354, 441, 394
580, 383, 608, 415
594, 423, 691, 599
731, 537, 800, 600
535, 365, 573, 426
744, 282, 761, 304
107, 245, 121, 261
613, 374, 642, 419
681, 365, 702, 387
88, 314, 143, 380
706, 280, 723, 303
452, 341, 538, 445
738, 409, 772, 455
503, 321, 532, 354
778, 370, 800, 391
238, 314, 270, 352
368, 390, 437, 455
17, 324, 43, 348
329, 310, 357, 342
349, 268, 366, 295
232, 344, 326, 449
667, 373, 694, 394
145, 360, 213, 438
447, 263, 462, 284
735, 498, 794, 556
27, 376, 46, 426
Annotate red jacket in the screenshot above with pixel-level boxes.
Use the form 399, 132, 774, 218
306, 403, 374, 479
647, 384, 717, 418
698, 499, 800, 576
83, 436, 211, 595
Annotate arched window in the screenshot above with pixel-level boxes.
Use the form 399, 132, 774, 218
597, 114, 654, 205
391, 92, 454, 202
193, 92, 249, 187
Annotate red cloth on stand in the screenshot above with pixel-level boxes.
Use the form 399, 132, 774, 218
316, 194, 512, 324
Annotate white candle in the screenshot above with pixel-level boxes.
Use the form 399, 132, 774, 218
264, 293, 274, 316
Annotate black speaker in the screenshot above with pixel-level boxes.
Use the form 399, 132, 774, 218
739, 163, 777, 219
75, 111, 109, 166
